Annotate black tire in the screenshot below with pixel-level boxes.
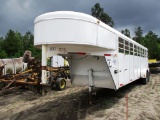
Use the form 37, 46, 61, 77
147, 71, 150, 82
56, 78, 66, 90
50, 81, 56, 90
142, 71, 149, 84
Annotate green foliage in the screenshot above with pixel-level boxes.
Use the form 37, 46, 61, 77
133, 26, 143, 44
0, 37, 4, 50
91, 3, 114, 27
0, 50, 8, 58
121, 29, 131, 38
0, 37, 7, 58
144, 31, 159, 59
22, 31, 41, 59
0, 29, 41, 59
23, 31, 34, 51
2, 30, 21, 57
135, 26, 143, 38
131, 26, 160, 60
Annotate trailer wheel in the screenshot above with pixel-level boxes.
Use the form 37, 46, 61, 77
147, 71, 150, 82
142, 71, 149, 84
56, 78, 66, 90
50, 81, 56, 90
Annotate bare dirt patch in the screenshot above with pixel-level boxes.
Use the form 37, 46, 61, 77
0, 74, 160, 120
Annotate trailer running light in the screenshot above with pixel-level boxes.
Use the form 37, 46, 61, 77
104, 54, 117, 57
120, 84, 123, 87
68, 52, 90, 55
104, 54, 111, 56
77, 52, 86, 55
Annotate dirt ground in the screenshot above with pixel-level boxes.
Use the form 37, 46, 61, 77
0, 74, 160, 120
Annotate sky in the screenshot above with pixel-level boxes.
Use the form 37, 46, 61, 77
0, 0, 160, 38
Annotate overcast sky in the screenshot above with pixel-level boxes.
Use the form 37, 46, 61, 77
0, 0, 160, 38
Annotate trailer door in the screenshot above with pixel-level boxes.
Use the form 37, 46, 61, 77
118, 53, 125, 87
124, 40, 130, 84
124, 54, 129, 84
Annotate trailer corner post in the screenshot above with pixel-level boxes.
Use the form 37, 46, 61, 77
89, 69, 93, 92
89, 69, 93, 104
41, 45, 47, 84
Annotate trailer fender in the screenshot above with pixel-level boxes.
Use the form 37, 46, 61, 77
141, 69, 148, 78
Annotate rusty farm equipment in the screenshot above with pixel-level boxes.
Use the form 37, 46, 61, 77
0, 51, 70, 94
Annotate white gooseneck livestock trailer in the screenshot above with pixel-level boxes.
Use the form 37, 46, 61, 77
34, 11, 149, 92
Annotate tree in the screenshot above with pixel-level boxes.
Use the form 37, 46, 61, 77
0, 30, 41, 59
121, 29, 131, 38
0, 37, 7, 58
23, 31, 34, 52
2, 29, 21, 58
91, 3, 114, 27
23, 31, 41, 59
0, 37, 3, 50
14, 31, 23, 57
135, 26, 143, 38
144, 31, 159, 59
0, 51, 8, 58
133, 26, 143, 44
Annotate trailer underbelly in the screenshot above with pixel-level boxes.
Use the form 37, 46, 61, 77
69, 55, 116, 89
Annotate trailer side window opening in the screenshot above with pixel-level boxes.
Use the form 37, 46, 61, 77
125, 40, 129, 54
141, 48, 143, 57
137, 46, 140, 56
140, 47, 142, 56
145, 50, 148, 58
138, 47, 139, 56
144, 50, 146, 57
137, 46, 139, 56
146, 50, 147, 58
134, 45, 137, 56
144, 49, 145, 57
142, 49, 144, 57
118, 37, 124, 53
130, 43, 133, 55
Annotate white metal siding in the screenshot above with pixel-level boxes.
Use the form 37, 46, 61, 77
69, 55, 115, 89
97, 26, 116, 49
35, 19, 97, 46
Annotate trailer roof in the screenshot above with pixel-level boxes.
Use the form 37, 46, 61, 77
35, 11, 97, 24
35, 11, 147, 50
